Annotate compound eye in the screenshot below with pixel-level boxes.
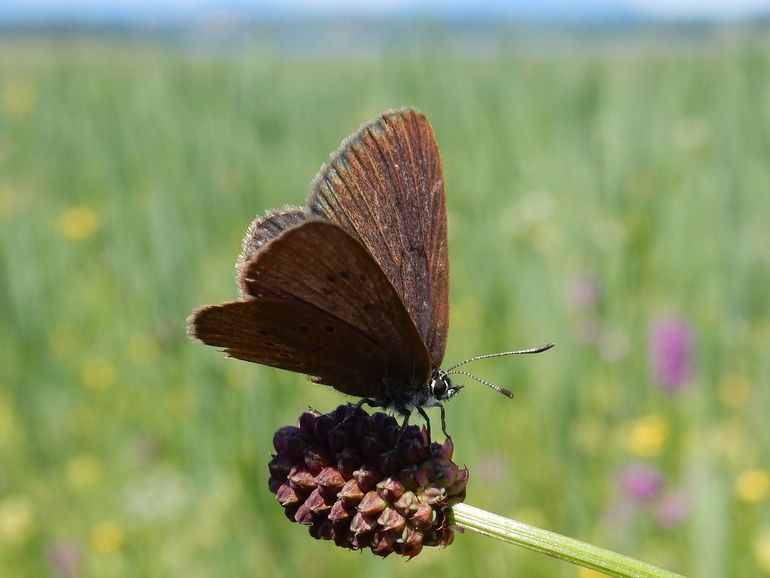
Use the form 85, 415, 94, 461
432, 378, 447, 398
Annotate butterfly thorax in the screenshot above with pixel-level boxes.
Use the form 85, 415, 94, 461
379, 369, 461, 416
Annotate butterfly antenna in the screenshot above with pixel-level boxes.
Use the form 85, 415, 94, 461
445, 343, 555, 372
446, 370, 514, 399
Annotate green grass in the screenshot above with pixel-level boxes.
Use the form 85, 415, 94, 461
1, 32, 769, 577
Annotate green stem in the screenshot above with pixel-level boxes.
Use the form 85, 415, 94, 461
451, 503, 685, 578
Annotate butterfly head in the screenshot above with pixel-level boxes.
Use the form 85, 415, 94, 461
429, 369, 462, 404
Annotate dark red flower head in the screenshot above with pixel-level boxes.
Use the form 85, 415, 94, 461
268, 404, 468, 558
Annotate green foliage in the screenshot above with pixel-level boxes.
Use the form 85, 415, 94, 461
1, 33, 769, 577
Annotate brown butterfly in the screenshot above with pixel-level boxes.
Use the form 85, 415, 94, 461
188, 108, 553, 436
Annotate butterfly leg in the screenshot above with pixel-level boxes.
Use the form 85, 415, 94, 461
339, 398, 379, 429
395, 411, 412, 445
416, 406, 432, 441
351, 397, 378, 413
437, 403, 450, 439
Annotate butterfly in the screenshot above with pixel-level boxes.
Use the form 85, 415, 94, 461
188, 108, 553, 437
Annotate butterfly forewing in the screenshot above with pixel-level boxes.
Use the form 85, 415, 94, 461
307, 109, 449, 369
189, 220, 431, 397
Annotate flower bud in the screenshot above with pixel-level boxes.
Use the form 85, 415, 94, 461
267, 404, 468, 558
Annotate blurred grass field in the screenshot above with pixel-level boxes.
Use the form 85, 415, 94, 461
1, 30, 770, 577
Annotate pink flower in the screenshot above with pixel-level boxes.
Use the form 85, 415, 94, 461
619, 463, 663, 503
655, 490, 689, 529
648, 314, 695, 392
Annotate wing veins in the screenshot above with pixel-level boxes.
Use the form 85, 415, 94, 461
344, 145, 403, 271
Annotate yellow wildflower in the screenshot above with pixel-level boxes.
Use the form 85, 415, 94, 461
90, 522, 124, 554
82, 358, 116, 390
627, 415, 669, 457
736, 469, 770, 503
57, 206, 100, 241
0, 495, 34, 545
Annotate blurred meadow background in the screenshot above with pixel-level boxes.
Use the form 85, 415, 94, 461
2, 1, 770, 576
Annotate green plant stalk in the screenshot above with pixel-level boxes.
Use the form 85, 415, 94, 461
451, 503, 685, 578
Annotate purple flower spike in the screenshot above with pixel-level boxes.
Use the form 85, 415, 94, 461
655, 490, 689, 529
648, 314, 695, 392
619, 463, 663, 503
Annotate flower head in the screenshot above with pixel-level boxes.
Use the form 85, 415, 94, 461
618, 463, 663, 503
626, 414, 669, 457
268, 404, 468, 558
655, 490, 689, 529
648, 314, 695, 392
57, 206, 100, 241
736, 469, 770, 503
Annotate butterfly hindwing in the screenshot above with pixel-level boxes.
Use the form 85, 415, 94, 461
236, 207, 306, 296
189, 220, 431, 397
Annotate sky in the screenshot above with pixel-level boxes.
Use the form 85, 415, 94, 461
2, 0, 770, 22
257, 0, 770, 18
625, 0, 770, 17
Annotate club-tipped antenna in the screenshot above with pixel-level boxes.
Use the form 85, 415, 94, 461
446, 369, 513, 399
446, 343, 555, 373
